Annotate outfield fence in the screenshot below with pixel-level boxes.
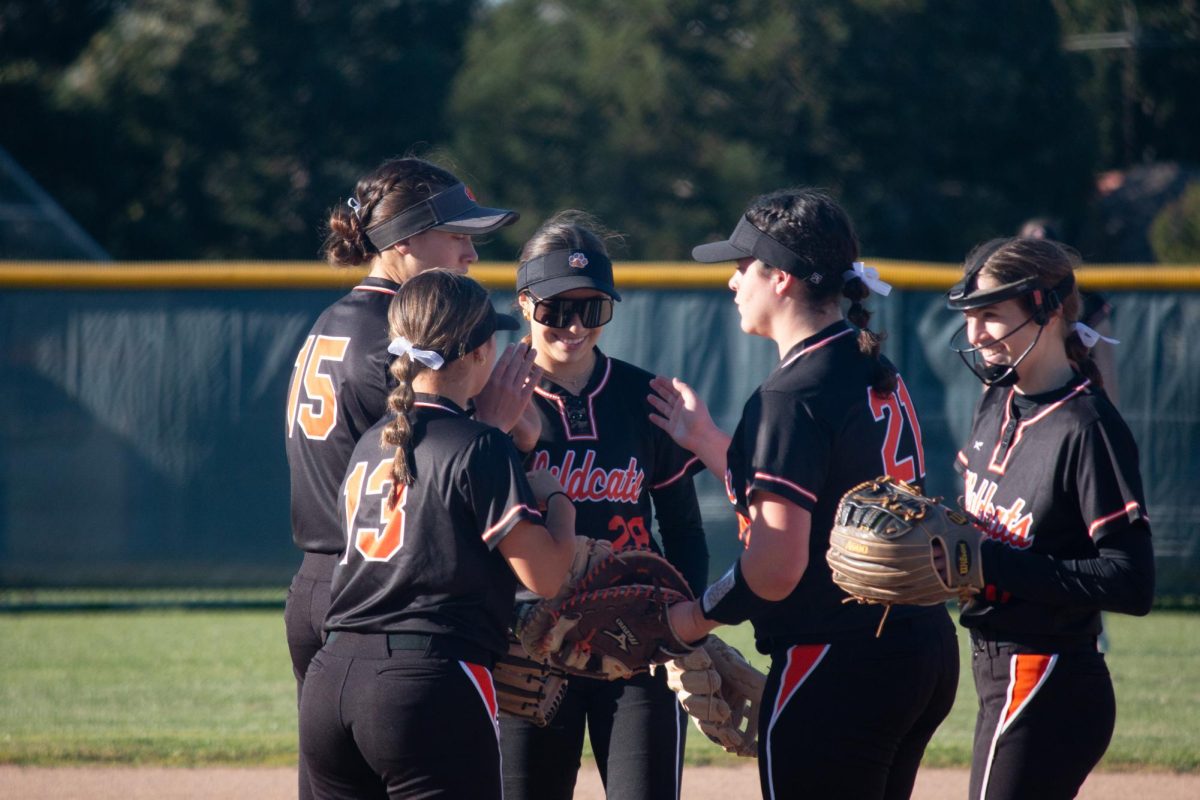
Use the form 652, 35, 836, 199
2, 261, 1197, 598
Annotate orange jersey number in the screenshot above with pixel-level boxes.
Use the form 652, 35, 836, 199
286, 335, 351, 440
343, 459, 408, 562
608, 514, 652, 551
868, 376, 926, 483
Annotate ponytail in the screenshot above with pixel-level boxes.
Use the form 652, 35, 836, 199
843, 277, 897, 395
1065, 330, 1105, 389
381, 356, 419, 504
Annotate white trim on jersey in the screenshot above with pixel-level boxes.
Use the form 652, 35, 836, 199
352, 285, 399, 295
481, 504, 541, 543
534, 356, 613, 441
412, 401, 463, 415
987, 381, 1091, 474
751, 470, 818, 504
1088, 500, 1147, 537
779, 326, 855, 370
651, 455, 701, 490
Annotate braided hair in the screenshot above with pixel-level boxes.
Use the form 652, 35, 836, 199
746, 188, 897, 395
323, 158, 459, 265
380, 270, 493, 502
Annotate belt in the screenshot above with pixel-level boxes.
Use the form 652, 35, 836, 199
970, 631, 1099, 655
324, 630, 495, 667
326, 631, 431, 652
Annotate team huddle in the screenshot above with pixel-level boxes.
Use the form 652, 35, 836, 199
284, 158, 1155, 800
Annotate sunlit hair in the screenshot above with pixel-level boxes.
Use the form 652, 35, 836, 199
323, 158, 459, 265
381, 270, 493, 498
518, 209, 621, 266
964, 236, 1100, 387
745, 188, 896, 395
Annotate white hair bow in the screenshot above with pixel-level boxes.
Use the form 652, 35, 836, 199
1074, 322, 1119, 349
388, 336, 444, 370
346, 196, 363, 220
843, 261, 892, 297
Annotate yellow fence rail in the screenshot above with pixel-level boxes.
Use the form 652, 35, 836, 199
2, 260, 1199, 291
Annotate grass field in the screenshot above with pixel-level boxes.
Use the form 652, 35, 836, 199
0, 605, 1196, 770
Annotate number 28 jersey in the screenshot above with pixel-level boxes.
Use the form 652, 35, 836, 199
326, 395, 544, 657
726, 321, 936, 648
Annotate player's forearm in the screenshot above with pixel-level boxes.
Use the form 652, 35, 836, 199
691, 426, 731, 479
543, 493, 578, 589
981, 529, 1155, 615
653, 480, 710, 596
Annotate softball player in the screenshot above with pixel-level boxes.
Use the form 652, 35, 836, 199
299, 270, 577, 800
284, 157, 529, 799
654, 189, 959, 800
945, 237, 1154, 800
499, 212, 709, 800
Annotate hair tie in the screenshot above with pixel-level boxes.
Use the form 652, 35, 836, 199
346, 196, 363, 220
1074, 322, 1119, 349
387, 336, 444, 370
843, 261, 892, 296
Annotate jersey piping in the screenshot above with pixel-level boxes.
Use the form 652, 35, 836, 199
987, 381, 1091, 474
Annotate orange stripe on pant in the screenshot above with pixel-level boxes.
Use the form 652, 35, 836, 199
460, 661, 499, 724
1002, 654, 1056, 733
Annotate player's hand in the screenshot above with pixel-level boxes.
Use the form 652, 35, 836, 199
932, 540, 950, 585
526, 468, 567, 508
475, 343, 542, 433
667, 599, 718, 644
648, 376, 717, 453
510, 401, 543, 453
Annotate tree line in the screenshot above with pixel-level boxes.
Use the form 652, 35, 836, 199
1, 0, 1197, 262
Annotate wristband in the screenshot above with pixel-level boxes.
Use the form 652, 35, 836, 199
700, 558, 774, 625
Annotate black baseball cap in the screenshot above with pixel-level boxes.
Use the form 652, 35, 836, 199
440, 303, 521, 364
692, 215, 823, 282
365, 183, 519, 252
516, 249, 622, 301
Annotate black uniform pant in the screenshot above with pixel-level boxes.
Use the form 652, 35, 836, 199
969, 638, 1114, 800
299, 631, 502, 800
285, 552, 337, 800
500, 667, 687, 800
758, 610, 959, 800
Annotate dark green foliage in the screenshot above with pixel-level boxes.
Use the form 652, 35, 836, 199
1150, 179, 1200, 261
2, 1, 1197, 260
450, 0, 1096, 261
1, 0, 479, 259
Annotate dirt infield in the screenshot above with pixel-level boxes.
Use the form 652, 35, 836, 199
1, 765, 1196, 799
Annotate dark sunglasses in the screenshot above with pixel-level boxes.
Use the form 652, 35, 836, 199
530, 296, 614, 329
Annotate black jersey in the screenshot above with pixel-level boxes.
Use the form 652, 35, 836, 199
526, 351, 708, 593
285, 277, 399, 553
326, 394, 542, 656
956, 376, 1151, 645
726, 320, 936, 648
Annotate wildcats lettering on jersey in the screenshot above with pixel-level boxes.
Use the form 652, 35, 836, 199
963, 467, 1034, 548
530, 448, 645, 503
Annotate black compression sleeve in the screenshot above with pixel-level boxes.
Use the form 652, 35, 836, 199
651, 478, 709, 597
701, 558, 774, 625
981, 527, 1155, 615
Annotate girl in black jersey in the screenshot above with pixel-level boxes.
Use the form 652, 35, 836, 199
651, 189, 958, 800
499, 212, 709, 800
299, 270, 577, 800
944, 237, 1154, 800
284, 157, 537, 799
